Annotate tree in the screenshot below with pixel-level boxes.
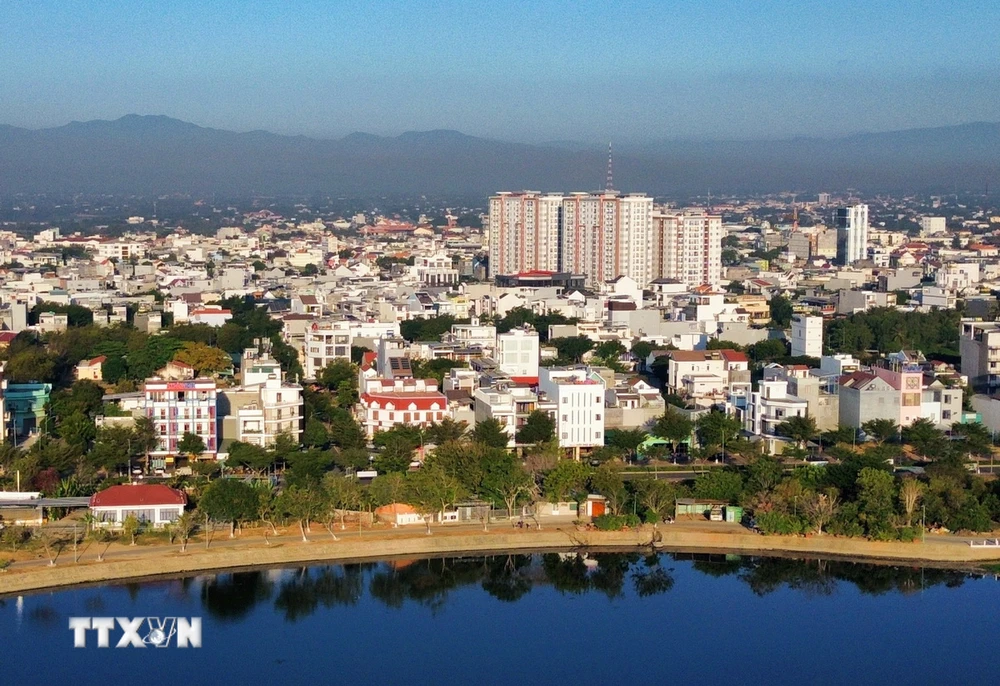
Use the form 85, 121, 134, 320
59, 411, 97, 450
899, 478, 925, 527
318, 359, 357, 391
228, 441, 274, 476
277, 485, 324, 542
178, 432, 207, 458
122, 514, 141, 546
821, 425, 857, 447
633, 477, 679, 524
652, 409, 694, 454
589, 464, 628, 515
745, 454, 784, 494
902, 418, 946, 458
425, 418, 468, 445
89, 425, 133, 473
173, 342, 233, 377
856, 467, 897, 539
705, 339, 744, 351
550, 336, 595, 363
542, 461, 591, 503
593, 340, 627, 369
200, 478, 260, 537
862, 418, 899, 444
630, 341, 657, 367
411, 358, 465, 385
605, 429, 646, 463
769, 295, 794, 328
804, 489, 840, 535
775, 415, 818, 450
693, 470, 744, 502
302, 418, 331, 448
481, 452, 533, 518
323, 472, 363, 531
471, 418, 510, 449
695, 410, 742, 451
368, 472, 407, 507
175, 510, 197, 552
406, 463, 462, 533
951, 421, 994, 459
516, 411, 555, 445
328, 409, 366, 449
284, 448, 334, 488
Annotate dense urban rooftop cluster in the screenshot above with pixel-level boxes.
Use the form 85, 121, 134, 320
2, 187, 1000, 539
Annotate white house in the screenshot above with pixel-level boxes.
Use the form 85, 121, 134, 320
538, 366, 605, 457
89, 484, 188, 528
742, 379, 809, 455
188, 307, 233, 327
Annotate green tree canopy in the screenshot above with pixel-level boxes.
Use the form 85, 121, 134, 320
516, 411, 555, 445
471, 418, 510, 449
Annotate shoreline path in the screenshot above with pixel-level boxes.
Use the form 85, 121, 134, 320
2, 519, 999, 596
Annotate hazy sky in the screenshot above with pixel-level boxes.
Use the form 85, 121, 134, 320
2, 0, 998, 142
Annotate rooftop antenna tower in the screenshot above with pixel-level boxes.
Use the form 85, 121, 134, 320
792, 194, 799, 231
605, 142, 614, 191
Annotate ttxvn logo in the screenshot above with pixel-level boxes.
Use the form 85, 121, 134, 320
68, 617, 202, 648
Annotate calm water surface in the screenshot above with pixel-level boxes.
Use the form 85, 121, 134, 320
1, 552, 996, 686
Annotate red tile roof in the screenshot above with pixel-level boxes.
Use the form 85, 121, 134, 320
719, 350, 749, 363
90, 484, 187, 508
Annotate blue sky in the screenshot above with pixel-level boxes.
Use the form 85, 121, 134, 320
1, 0, 998, 141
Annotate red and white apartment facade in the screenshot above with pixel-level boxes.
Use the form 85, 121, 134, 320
143, 379, 218, 462
358, 378, 448, 439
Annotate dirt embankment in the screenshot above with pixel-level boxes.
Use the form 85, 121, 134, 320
2, 526, 999, 596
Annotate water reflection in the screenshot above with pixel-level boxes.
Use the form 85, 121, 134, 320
151, 553, 978, 624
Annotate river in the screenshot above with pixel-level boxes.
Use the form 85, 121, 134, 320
1, 552, 996, 685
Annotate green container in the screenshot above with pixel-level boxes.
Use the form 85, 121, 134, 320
725, 506, 743, 523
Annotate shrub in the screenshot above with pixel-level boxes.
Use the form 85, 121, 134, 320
0, 558, 12, 572
896, 526, 920, 542
828, 502, 865, 538
593, 514, 641, 531
755, 511, 805, 536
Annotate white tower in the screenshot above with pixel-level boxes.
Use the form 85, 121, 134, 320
791, 315, 823, 358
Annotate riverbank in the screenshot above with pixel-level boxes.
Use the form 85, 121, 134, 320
3, 524, 1000, 596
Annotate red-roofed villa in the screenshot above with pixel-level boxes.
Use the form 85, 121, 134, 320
89, 484, 188, 528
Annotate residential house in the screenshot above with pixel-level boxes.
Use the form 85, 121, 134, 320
89, 484, 187, 529
75, 356, 106, 382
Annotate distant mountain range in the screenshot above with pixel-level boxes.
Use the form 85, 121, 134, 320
0, 114, 998, 196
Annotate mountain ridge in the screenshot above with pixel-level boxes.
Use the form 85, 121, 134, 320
0, 115, 998, 195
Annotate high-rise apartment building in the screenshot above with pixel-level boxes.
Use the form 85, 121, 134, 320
487, 191, 653, 287
650, 208, 723, 287
836, 204, 869, 265
561, 192, 653, 287
487, 192, 563, 278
